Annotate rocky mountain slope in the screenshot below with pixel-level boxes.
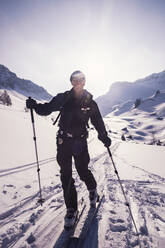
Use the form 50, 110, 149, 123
0, 65, 52, 101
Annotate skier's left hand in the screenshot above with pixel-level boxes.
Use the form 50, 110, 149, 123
98, 134, 112, 147
102, 136, 112, 147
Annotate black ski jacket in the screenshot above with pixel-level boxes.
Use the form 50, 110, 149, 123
34, 88, 107, 139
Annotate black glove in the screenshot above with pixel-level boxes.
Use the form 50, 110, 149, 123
26, 98, 37, 109
98, 134, 112, 147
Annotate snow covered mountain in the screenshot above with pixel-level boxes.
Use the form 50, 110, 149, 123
111, 89, 165, 117
0, 68, 165, 247
0, 64, 52, 101
96, 70, 165, 116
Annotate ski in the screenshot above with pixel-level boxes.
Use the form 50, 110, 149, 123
58, 198, 86, 248
66, 192, 104, 248
64, 198, 86, 231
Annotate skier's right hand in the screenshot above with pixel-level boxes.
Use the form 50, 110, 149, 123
26, 98, 37, 109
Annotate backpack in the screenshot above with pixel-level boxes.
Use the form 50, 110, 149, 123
53, 90, 92, 128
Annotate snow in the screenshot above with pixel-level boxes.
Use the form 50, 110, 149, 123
0, 90, 165, 248
115, 142, 165, 179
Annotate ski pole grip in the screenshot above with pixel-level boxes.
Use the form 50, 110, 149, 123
29, 97, 34, 123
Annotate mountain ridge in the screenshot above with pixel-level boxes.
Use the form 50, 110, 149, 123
96, 70, 165, 116
0, 64, 52, 101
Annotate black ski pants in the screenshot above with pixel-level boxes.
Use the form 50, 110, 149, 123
56, 135, 97, 211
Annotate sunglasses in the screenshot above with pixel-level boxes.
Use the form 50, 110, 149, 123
72, 77, 85, 84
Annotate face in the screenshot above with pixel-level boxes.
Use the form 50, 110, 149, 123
71, 78, 85, 93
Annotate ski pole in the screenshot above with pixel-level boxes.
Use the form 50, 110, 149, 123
107, 147, 141, 247
29, 97, 44, 206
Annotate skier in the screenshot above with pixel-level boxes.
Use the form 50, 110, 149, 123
26, 70, 111, 228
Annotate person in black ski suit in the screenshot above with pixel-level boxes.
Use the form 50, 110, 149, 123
26, 70, 111, 226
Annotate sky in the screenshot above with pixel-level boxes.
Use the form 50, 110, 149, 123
0, 0, 165, 98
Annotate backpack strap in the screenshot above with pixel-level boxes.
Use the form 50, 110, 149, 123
80, 91, 93, 129
53, 91, 71, 126
52, 112, 61, 126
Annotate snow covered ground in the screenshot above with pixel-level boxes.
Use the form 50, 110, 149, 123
0, 91, 165, 248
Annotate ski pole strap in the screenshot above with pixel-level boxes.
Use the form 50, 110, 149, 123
28, 97, 34, 123
30, 108, 34, 123
107, 147, 112, 157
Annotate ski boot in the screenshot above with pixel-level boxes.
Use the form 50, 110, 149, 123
64, 208, 78, 230
89, 189, 99, 208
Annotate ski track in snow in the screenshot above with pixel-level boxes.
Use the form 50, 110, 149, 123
0, 142, 165, 248
0, 157, 56, 178
98, 146, 165, 248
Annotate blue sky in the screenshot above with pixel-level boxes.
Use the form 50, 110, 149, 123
0, 0, 165, 98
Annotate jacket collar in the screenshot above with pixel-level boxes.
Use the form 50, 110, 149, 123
70, 88, 93, 102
